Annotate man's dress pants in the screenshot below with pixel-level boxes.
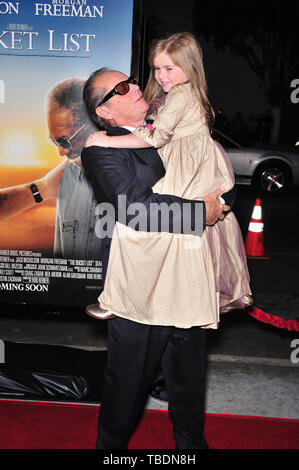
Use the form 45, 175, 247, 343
96, 316, 209, 449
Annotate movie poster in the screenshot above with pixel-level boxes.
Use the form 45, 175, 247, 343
0, 0, 136, 307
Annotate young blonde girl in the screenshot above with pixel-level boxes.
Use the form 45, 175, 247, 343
86, 32, 252, 327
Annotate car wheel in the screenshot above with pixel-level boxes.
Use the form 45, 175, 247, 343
252, 161, 291, 193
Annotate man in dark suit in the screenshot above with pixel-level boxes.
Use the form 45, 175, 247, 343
82, 68, 235, 449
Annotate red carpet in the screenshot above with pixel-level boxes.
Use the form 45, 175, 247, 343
0, 399, 298, 449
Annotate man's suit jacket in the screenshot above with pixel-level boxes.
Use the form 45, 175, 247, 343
81, 126, 236, 287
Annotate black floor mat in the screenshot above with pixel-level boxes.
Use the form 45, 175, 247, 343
0, 341, 107, 403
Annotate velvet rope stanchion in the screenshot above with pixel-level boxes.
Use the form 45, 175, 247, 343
247, 306, 299, 332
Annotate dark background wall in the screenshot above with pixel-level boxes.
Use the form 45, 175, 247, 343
141, 0, 299, 146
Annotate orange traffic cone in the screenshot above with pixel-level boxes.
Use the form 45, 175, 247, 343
245, 198, 270, 259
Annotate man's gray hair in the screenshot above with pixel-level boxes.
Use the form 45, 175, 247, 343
83, 68, 112, 129
47, 77, 96, 129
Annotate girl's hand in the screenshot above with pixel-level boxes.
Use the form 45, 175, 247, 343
85, 131, 110, 148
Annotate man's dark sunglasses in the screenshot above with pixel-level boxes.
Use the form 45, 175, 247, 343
97, 76, 138, 107
49, 123, 87, 149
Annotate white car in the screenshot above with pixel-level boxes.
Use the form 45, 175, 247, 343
212, 129, 299, 193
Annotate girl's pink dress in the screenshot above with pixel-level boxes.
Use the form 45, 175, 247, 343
98, 83, 252, 329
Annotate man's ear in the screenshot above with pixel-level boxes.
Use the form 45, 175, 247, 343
96, 105, 112, 121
